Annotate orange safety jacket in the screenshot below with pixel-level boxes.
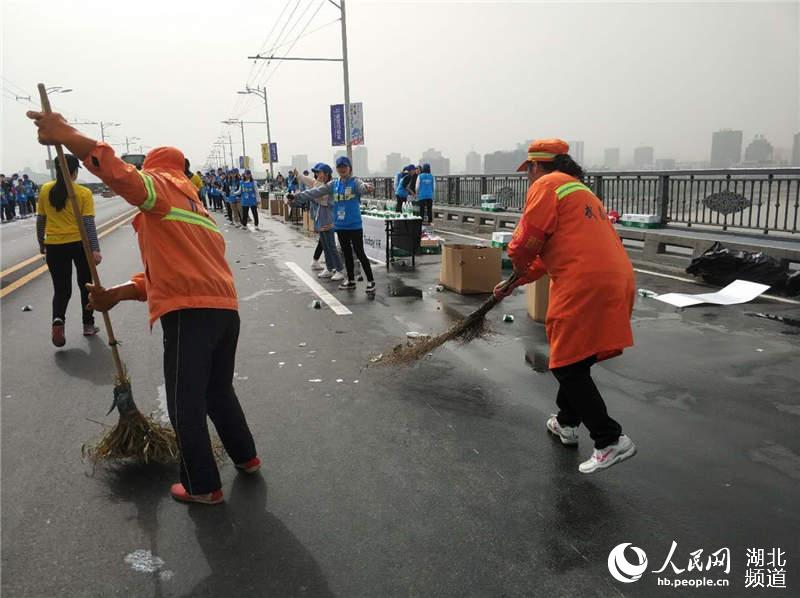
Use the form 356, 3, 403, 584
83, 143, 238, 326
508, 171, 635, 369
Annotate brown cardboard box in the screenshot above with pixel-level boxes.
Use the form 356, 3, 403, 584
270, 198, 281, 216
259, 191, 269, 210
439, 244, 502, 294
303, 209, 313, 232
526, 275, 550, 323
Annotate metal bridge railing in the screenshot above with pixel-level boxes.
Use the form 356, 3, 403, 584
364, 168, 800, 235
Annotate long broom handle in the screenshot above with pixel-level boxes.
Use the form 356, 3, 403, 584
37, 84, 126, 383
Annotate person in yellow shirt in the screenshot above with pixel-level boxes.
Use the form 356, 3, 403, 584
36, 154, 102, 347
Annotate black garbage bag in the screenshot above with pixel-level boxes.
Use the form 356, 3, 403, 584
686, 241, 789, 290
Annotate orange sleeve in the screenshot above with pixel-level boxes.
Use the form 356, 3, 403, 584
508, 181, 558, 273
130, 272, 148, 301
517, 257, 547, 285
82, 143, 149, 208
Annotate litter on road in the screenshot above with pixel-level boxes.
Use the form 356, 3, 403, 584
654, 279, 770, 308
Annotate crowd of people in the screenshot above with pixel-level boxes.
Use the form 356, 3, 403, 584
1, 172, 40, 221
393, 163, 435, 224
196, 167, 262, 231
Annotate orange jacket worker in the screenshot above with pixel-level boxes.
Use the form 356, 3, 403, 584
495, 138, 637, 474
27, 109, 261, 505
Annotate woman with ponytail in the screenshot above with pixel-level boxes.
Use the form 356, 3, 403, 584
36, 154, 101, 347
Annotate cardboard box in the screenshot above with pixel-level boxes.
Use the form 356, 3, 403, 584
270, 198, 282, 216
259, 192, 269, 210
439, 244, 502, 295
526, 275, 550, 323
303, 209, 315, 232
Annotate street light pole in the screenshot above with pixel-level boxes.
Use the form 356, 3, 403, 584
340, 0, 352, 161
239, 121, 246, 167
240, 87, 275, 179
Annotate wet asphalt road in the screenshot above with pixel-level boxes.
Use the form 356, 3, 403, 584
2, 207, 799, 597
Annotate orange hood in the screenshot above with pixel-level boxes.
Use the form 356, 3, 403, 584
143, 146, 197, 200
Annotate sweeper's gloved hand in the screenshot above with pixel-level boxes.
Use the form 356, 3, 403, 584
26, 110, 76, 146
493, 276, 522, 301
86, 283, 119, 312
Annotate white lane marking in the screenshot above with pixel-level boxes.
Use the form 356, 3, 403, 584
285, 261, 352, 315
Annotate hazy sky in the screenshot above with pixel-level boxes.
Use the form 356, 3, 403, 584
2, 0, 798, 178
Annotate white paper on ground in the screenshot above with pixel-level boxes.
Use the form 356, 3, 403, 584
655, 279, 770, 308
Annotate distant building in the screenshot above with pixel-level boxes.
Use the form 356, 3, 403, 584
419, 148, 450, 175
603, 148, 620, 170
568, 140, 585, 165
655, 158, 676, 170
353, 146, 369, 175
386, 152, 408, 175
465, 151, 482, 174
633, 146, 654, 169
792, 132, 800, 166
291, 154, 309, 173
743, 135, 774, 164
710, 130, 743, 167
484, 148, 527, 174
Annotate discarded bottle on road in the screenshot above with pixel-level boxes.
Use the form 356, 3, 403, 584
502, 314, 514, 322
637, 289, 657, 298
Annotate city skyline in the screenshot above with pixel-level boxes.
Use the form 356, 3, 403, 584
3, 1, 797, 179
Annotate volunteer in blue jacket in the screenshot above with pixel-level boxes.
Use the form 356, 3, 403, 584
239, 169, 259, 230
288, 156, 376, 293
394, 166, 409, 213
415, 163, 435, 224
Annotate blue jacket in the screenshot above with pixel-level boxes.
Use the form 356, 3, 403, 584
417, 173, 434, 200
291, 176, 369, 231
240, 180, 258, 207
394, 172, 408, 199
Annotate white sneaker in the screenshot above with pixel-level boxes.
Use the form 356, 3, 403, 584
318, 270, 334, 279
330, 271, 345, 281
546, 414, 579, 446
310, 260, 324, 271
579, 435, 637, 474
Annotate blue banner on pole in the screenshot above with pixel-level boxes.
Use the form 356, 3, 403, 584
270, 142, 278, 162
330, 104, 345, 146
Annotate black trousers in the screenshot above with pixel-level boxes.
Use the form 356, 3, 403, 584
418, 200, 433, 224
313, 239, 323, 261
551, 356, 622, 449
45, 241, 94, 325
5, 200, 16, 220
336, 229, 374, 283
241, 205, 259, 227
225, 202, 233, 221
395, 196, 406, 213
161, 309, 257, 494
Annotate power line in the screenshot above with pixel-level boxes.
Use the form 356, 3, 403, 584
263, 0, 327, 86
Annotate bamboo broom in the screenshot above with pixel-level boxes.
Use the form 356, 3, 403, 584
377, 273, 519, 366
37, 83, 178, 464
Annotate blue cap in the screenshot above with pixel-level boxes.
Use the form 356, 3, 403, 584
406, 164, 416, 171
335, 156, 352, 169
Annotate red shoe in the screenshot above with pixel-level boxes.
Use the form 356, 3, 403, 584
235, 456, 261, 474
52, 319, 66, 347
170, 483, 224, 505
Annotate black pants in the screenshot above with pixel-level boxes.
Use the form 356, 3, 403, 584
418, 200, 433, 224
45, 241, 94, 325
395, 196, 406, 213
161, 309, 257, 494
5, 200, 16, 220
551, 356, 622, 449
241, 205, 259, 227
225, 202, 233, 221
337, 229, 374, 283
313, 239, 323, 261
